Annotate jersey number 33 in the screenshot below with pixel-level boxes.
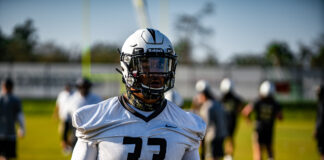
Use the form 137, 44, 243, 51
123, 136, 166, 160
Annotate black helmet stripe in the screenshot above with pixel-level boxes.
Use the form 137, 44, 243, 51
147, 28, 156, 43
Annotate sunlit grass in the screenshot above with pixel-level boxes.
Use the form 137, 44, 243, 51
17, 99, 319, 160
18, 99, 71, 160
234, 110, 318, 160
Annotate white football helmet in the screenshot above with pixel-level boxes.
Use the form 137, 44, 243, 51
195, 80, 210, 93
119, 28, 177, 98
259, 80, 275, 97
220, 78, 234, 94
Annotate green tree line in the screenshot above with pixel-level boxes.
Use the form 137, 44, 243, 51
230, 38, 324, 68
1, 19, 323, 68
0, 19, 120, 63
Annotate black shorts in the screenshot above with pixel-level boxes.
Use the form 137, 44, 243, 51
211, 138, 224, 158
256, 129, 273, 145
316, 131, 324, 154
62, 119, 72, 141
227, 119, 237, 137
0, 139, 17, 158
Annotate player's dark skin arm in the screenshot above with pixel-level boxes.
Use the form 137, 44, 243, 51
236, 101, 246, 114
52, 104, 59, 120
241, 103, 253, 124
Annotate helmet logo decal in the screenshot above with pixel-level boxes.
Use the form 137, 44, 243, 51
147, 48, 163, 53
147, 28, 156, 43
141, 29, 164, 44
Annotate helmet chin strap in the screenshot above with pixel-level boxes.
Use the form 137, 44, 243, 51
126, 89, 164, 111
141, 86, 165, 100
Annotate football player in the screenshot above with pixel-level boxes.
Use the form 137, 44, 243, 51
67, 77, 102, 148
71, 28, 206, 160
242, 81, 283, 160
53, 83, 74, 154
0, 78, 25, 160
195, 80, 227, 160
219, 78, 244, 160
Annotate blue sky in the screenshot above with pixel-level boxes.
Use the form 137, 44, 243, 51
0, 0, 323, 62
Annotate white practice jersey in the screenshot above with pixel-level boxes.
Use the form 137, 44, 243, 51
56, 90, 73, 121
67, 92, 102, 120
71, 96, 206, 160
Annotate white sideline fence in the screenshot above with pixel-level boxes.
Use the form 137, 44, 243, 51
0, 63, 323, 101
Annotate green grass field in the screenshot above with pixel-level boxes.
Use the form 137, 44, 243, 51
18, 99, 71, 160
17, 99, 319, 160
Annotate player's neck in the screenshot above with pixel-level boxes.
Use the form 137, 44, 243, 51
124, 91, 164, 112
132, 92, 160, 104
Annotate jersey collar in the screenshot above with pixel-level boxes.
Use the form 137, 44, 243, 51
119, 95, 167, 122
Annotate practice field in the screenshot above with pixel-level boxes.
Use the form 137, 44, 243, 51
17, 99, 319, 160
234, 111, 318, 160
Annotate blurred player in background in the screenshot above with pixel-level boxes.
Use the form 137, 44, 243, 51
0, 78, 25, 160
314, 84, 324, 160
71, 28, 206, 159
67, 77, 102, 148
195, 80, 227, 160
53, 82, 74, 154
165, 88, 184, 108
220, 78, 244, 160
242, 80, 283, 160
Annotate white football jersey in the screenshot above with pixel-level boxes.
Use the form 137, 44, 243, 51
67, 92, 102, 120
56, 90, 73, 121
71, 96, 206, 160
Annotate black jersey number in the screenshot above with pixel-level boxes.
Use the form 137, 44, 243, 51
123, 137, 167, 160
123, 137, 142, 160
